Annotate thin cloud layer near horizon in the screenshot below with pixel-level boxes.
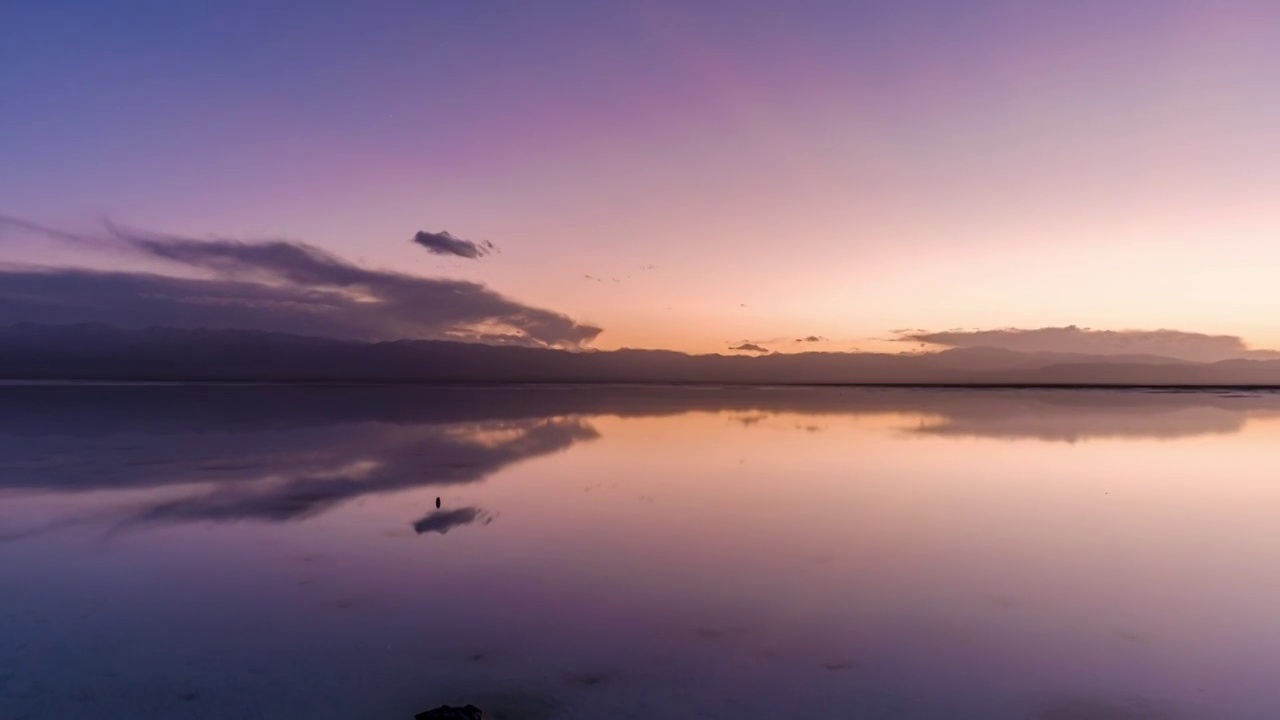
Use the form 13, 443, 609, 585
3, 1, 1279, 358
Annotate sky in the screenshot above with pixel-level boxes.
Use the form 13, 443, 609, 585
3, 0, 1280, 355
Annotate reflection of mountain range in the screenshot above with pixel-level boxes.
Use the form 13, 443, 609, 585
3, 383, 1278, 440
1, 385, 1277, 538
7, 324, 1280, 385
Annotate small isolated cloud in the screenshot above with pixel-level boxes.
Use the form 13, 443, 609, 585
411, 230, 496, 259
898, 325, 1279, 363
795, 335, 827, 343
730, 342, 768, 353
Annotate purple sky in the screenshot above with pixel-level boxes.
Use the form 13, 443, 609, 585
3, 1, 1280, 353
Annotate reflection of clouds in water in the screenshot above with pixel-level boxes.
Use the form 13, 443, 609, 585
0, 387, 1262, 718
1035, 696, 1176, 720
120, 418, 596, 526
908, 404, 1254, 442
0, 513, 107, 543
4, 385, 1280, 537
717, 391, 1276, 441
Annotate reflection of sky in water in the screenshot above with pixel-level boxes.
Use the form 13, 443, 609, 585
3, 386, 1280, 719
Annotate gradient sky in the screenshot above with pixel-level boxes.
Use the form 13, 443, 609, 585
3, 0, 1280, 353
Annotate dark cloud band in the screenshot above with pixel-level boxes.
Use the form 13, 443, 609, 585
0, 216, 599, 348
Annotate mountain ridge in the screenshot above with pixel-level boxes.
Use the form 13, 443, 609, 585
3, 323, 1280, 385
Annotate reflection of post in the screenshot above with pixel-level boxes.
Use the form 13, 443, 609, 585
415, 704, 483, 720
436, 496, 441, 509
412, 507, 490, 535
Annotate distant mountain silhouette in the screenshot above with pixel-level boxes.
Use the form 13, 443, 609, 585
3, 323, 1280, 385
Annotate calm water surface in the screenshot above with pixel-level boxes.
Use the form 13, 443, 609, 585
2, 386, 1280, 719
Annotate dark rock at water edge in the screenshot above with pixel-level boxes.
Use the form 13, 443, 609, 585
415, 705, 484, 720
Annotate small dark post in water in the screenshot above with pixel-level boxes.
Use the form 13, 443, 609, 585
436, 497, 441, 508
